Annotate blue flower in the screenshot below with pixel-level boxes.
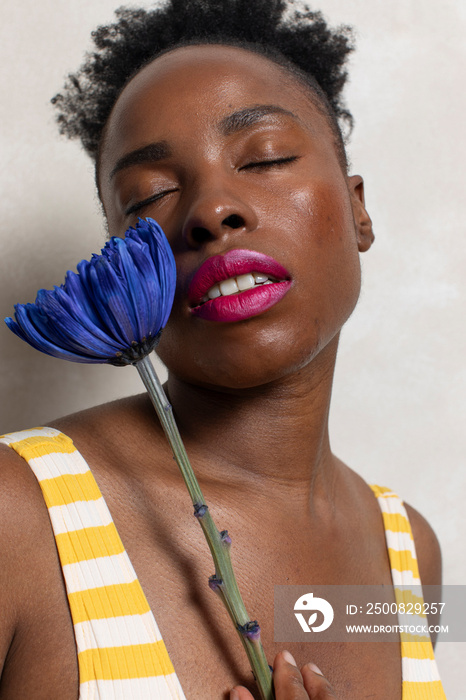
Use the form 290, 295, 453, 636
5, 218, 176, 365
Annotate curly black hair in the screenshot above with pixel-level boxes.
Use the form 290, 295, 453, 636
52, 0, 354, 167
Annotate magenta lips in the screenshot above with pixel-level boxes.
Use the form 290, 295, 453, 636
188, 249, 292, 323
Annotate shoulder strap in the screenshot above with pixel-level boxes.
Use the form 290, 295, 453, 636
369, 484, 421, 585
370, 485, 446, 699
0, 427, 186, 700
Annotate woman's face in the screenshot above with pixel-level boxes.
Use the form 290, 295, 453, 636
99, 45, 373, 389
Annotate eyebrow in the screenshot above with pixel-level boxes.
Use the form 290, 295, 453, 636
219, 105, 301, 135
110, 141, 172, 180
109, 105, 300, 180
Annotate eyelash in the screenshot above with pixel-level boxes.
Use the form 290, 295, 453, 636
240, 156, 299, 170
125, 189, 178, 216
125, 157, 298, 215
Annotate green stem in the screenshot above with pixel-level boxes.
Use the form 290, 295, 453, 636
136, 355, 274, 700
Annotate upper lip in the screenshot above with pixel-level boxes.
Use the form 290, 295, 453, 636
188, 249, 291, 306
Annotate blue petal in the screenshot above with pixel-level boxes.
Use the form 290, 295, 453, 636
5, 217, 177, 364
32, 291, 109, 358
35, 287, 121, 356
130, 218, 176, 328
127, 239, 162, 335
112, 238, 150, 340
6, 306, 103, 363
89, 257, 138, 345
77, 258, 129, 347
64, 267, 112, 334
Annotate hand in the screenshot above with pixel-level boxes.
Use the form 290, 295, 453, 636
230, 651, 337, 700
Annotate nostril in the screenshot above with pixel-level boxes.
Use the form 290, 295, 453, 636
190, 226, 211, 244
222, 214, 244, 229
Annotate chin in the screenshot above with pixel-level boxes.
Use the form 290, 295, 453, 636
159, 330, 340, 392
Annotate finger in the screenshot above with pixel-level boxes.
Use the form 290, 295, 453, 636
230, 688, 254, 700
301, 663, 338, 699
273, 650, 309, 700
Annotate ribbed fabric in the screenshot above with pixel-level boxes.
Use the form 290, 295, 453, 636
0, 427, 186, 700
0, 428, 446, 698
370, 485, 446, 699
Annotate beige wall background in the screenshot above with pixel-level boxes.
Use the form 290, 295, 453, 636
1, 0, 464, 693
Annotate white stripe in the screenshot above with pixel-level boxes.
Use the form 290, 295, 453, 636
48, 497, 113, 534
402, 657, 441, 682
0, 426, 61, 444
79, 674, 187, 700
375, 490, 398, 499
391, 569, 421, 586
377, 499, 409, 518
63, 552, 138, 593
28, 450, 90, 481
74, 611, 163, 650
394, 585, 425, 609
385, 530, 416, 557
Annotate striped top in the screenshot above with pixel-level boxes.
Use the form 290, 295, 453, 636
0, 427, 446, 699
370, 485, 446, 700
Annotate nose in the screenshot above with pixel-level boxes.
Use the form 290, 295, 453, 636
182, 184, 258, 248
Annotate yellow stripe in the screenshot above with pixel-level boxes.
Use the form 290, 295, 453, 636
68, 580, 151, 623
402, 680, 447, 699
394, 587, 426, 610
370, 484, 394, 497
9, 432, 76, 460
387, 548, 420, 577
78, 641, 174, 682
39, 471, 102, 507
401, 641, 436, 660
55, 523, 125, 565
380, 512, 412, 535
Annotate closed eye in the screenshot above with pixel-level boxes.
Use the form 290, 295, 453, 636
125, 189, 178, 216
240, 156, 299, 171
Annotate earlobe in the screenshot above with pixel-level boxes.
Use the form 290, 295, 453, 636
347, 175, 374, 253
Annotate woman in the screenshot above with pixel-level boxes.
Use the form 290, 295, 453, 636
0, 1, 446, 698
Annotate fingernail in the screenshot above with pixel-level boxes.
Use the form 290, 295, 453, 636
230, 690, 240, 700
307, 662, 324, 676
282, 650, 297, 666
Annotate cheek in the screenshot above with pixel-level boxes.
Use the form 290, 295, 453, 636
288, 179, 362, 335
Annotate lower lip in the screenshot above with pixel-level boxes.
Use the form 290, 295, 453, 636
190, 281, 292, 322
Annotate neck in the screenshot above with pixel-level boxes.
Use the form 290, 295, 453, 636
164, 336, 340, 507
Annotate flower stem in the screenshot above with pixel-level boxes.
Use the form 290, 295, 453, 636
135, 354, 274, 700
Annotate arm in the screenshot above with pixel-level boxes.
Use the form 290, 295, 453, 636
0, 445, 32, 686
0, 444, 78, 698
405, 502, 443, 645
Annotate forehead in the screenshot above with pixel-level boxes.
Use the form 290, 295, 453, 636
99, 44, 333, 182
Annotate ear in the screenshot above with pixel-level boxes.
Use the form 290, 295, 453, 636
347, 175, 374, 252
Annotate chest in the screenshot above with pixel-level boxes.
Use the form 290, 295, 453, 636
96, 478, 401, 699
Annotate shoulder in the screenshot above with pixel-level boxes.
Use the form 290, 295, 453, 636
49, 393, 173, 488
50, 392, 158, 450
0, 441, 54, 539
404, 501, 442, 587
0, 443, 60, 656
0, 442, 79, 693
0, 440, 58, 570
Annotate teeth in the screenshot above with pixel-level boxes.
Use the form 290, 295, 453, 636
219, 278, 239, 296
207, 285, 221, 300
236, 273, 256, 291
201, 271, 277, 303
